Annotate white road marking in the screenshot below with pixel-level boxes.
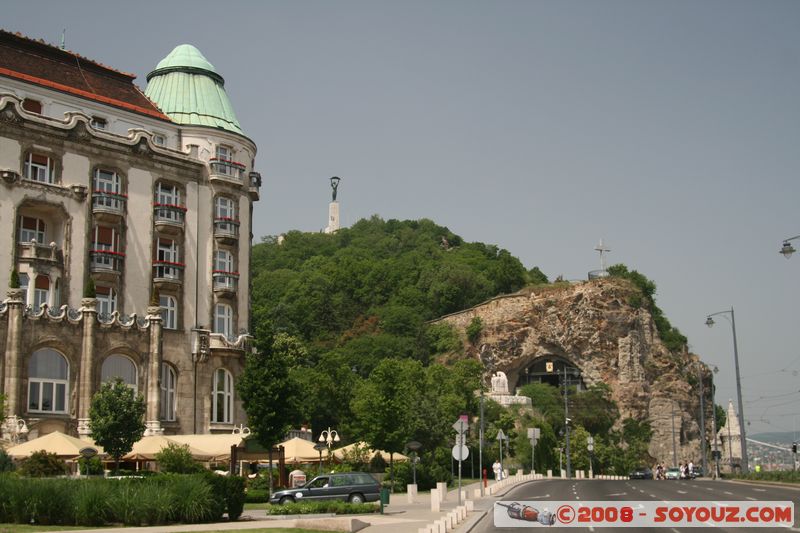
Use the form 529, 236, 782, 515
607, 492, 627, 496
589, 527, 594, 532
677, 490, 687, 494
723, 491, 733, 495
754, 488, 767, 492
746, 496, 757, 501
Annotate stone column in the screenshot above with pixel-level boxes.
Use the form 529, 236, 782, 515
144, 305, 163, 436
77, 298, 97, 438
3, 288, 25, 417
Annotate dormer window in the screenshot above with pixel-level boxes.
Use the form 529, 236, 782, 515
23, 153, 55, 183
153, 134, 165, 146
22, 99, 42, 114
91, 116, 107, 130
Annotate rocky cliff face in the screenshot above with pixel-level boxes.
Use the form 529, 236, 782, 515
434, 278, 712, 465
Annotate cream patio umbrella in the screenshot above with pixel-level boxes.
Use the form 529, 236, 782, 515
333, 441, 409, 463
278, 437, 332, 464
169, 433, 245, 462
122, 435, 212, 461
5, 431, 104, 459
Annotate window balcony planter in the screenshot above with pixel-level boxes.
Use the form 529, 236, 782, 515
92, 190, 127, 219
212, 270, 239, 294
209, 158, 245, 185
89, 249, 125, 277
153, 203, 187, 233
153, 260, 185, 286
213, 217, 240, 242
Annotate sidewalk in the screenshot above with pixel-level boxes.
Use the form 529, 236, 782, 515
63, 476, 533, 533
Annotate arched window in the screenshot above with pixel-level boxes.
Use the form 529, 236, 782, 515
28, 349, 69, 413
160, 294, 177, 330
101, 354, 137, 391
160, 363, 177, 422
212, 368, 233, 424
214, 303, 233, 338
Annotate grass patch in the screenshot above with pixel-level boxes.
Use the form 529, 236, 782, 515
0, 526, 95, 532
729, 470, 800, 483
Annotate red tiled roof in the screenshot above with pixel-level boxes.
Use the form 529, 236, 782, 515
0, 30, 171, 122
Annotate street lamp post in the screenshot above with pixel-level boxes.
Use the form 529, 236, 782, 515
318, 427, 340, 469
705, 308, 748, 473
711, 366, 720, 479
690, 362, 707, 477
406, 441, 422, 486
313, 442, 327, 475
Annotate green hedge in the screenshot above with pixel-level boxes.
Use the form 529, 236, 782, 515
730, 470, 800, 483
267, 500, 379, 515
245, 488, 270, 503
0, 473, 246, 526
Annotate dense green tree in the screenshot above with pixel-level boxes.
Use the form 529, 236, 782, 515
238, 330, 302, 452
351, 358, 425, 486
715, 403, 726, 431
527, 266, 549, 285
571, 383, 619, 435
88, 378, 145, 472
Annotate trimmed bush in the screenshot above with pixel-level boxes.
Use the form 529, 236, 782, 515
245, 488, 270, 503
0, 449, 13, 473
203, 471, 245, 520
267, 500, 379, 515
156, 442, 204, 473
18, 450, 68, 477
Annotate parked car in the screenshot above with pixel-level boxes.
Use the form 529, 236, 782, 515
665, 467, 681, 480
269, 472, 380, 505
691, 466, 703, 478
629, 467, 653, 480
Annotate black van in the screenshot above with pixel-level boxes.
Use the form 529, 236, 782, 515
269, 472, 380, 504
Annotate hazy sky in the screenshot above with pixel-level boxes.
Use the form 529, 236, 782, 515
5, 0, 800, 437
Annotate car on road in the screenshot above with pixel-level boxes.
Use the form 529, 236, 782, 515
665, 467, 682, 480
269, 472, 380, 505
629, 467, 653, 480
690, 466, 703, 478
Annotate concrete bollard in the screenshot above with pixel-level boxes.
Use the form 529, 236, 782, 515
436, 518, 447, 533
431, 489, 440, 512
466, 499, 474, 512
437, 482, 447, 502
547, 469, 553, 479
473, 488, 481, 499
451, 509, 460, 524
461, 490, 467, 502
445, 512, 454, 530
560, 469, 566, 478
408, 484, 418, 503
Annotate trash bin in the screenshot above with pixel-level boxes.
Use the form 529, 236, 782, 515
380, 487, 390, 505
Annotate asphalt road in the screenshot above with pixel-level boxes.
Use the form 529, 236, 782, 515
470, 478, 800, 532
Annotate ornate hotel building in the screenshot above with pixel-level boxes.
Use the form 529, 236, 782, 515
0, 30, 260, 440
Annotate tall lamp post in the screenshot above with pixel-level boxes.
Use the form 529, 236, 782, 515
318, 427, 340, 469
710, 366, 720, 479
314, 442, 327, 475
690, 361, 708, 477
705, 308, 748, 473
407, 441, 422, 485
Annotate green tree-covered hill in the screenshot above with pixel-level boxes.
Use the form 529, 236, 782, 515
252, 216, 540, 354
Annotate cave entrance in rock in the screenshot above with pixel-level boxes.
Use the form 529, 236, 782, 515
520, 356, 585, 391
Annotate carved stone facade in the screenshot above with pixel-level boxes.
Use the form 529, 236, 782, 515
0, 32, 260, 441
434, 278, 713, 466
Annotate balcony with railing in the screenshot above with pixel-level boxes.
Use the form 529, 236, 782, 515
153, 260, 184, 286
17, 241, 64, 266
89, 249, 125, 277
153, 203, 187, 233
213, 218, 240, 243
212, 270, 239, 295
209, 158, 245, 186
92, 190, 127, 219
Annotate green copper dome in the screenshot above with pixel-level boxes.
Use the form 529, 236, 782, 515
145, 44, 244, 135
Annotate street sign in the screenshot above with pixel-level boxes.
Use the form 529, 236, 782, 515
587, 444, 594, 452
496, 429, 506, 441
453, 418, 468, 434
79, 447, 98, 459
452, 445, 469, 460
527, 428, 541, 440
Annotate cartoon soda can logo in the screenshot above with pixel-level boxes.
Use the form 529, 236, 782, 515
497, 502, 556, 525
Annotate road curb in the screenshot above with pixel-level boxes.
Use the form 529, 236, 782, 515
458, 509, 488, 532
